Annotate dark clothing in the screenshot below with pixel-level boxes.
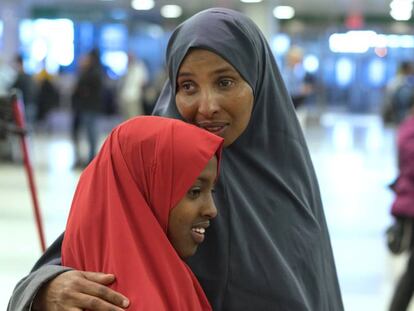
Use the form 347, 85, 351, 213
35, 79, 59, 121
11, 72, 34, 106
71, 67, 104, 113
389, 223, 414, 311
71, 65, 104, 164
153, 8, 343, 311
390, 76, 414, 125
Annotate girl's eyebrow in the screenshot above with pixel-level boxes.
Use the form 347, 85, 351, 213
197, 176, 216, 185
177, 72, 194, 78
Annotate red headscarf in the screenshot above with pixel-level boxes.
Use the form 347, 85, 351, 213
62, 116, 223, 310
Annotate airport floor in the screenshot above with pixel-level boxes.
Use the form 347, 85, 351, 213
0, 109, 412, 311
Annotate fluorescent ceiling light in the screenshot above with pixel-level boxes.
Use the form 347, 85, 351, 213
328, 31, 414, 53
389, 0, 413, 20
390, 1, 413, 11
131, 0, 154, 10
390, 9, 412, 21
329, 31, 376, 53
161, 5, 182, 18
273, 6, 295, 19
240, 0, 263, 3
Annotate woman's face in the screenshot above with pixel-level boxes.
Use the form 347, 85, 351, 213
175, 49, 254, 147
168, 156, 218, 259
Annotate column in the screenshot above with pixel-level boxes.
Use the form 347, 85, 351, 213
241, 1, 279, 41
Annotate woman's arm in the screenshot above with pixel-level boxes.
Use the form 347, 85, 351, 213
7, 233, 129, 311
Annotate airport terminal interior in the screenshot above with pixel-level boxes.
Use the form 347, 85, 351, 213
1, 0, 414, 310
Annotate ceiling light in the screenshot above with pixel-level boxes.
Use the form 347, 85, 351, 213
240, 0, 263, 3
273, 6, 295, 19
390, 9, 412, 21
390, 0, 413, 11
389, 0, 412, 21
161, 5, 182, 18
131, 0, 154, 10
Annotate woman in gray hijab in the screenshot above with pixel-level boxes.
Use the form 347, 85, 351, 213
8, 8, 343, 311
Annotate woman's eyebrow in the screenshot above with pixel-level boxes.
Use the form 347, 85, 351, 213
213, 67, 234, 75
178, 66, 234, 78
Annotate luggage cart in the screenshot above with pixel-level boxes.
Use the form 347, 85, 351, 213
0, 89, 46, 252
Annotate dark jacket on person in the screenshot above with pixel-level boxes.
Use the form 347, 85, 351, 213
71, 66, 104, 113
36, 79, 59, 121
11, 72, 34, 106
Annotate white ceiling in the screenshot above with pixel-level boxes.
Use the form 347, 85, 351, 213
12, 0, 394, 18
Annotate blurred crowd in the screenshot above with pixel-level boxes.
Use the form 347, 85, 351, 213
0, 48, 166, 167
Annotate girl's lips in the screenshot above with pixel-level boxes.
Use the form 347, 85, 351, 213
191, 221, 210, 244
191, 230, 205, 244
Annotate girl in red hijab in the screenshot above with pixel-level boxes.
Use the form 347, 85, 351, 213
62, 116, 223, 310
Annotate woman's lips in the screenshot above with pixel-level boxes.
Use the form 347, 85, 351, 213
197, 122, 229, 136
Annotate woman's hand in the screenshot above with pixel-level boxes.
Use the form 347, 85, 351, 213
32, 270, 129, 311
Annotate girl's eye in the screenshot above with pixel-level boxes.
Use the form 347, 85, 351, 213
187, 187, 201, 199
178, 81, 195, 92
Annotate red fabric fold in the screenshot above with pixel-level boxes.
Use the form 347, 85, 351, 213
62, 116, 223, 310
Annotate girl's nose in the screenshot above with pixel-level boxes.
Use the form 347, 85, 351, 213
202, 200, 218, 219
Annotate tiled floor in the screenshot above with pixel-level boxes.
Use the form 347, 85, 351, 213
0, 110, 413, 310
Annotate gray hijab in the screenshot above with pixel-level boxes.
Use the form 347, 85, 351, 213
153, 8, 343, 311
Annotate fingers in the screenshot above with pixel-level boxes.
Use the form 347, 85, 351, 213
80, 275, 129, 309
36, 270, 129, 311
82, 271, 116, 285
74, 292, 127, 311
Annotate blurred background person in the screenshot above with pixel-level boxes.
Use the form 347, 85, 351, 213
117, 52, 148, 120
71, 48, 105, 168
0, 57, 16, 162
383, 61, 414, 126
34, 64, 60, 132
142, 65, 167, 115
9, 54, 35, 127
281, 45, 315, 127
0, 55, 16, 97
282, 45, 315, 109
388, 93, 414, 311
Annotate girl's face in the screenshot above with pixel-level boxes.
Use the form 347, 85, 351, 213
175, 49, 254, 147
168, 156, 218, 259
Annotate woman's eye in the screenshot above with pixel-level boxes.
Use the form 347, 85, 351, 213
218, 79, 234, 88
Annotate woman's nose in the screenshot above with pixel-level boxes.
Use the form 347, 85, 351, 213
197, 90, 219, 118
